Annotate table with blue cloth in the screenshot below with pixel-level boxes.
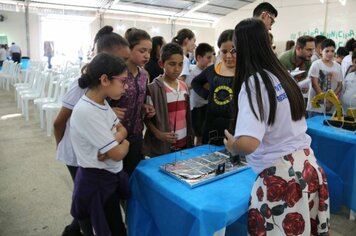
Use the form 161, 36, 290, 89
127, 145, 256, 236
307, 115, 356, 218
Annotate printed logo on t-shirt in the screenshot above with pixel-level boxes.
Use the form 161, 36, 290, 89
213, 85, 233, 105
318, 70, 337, 92
274, 83, 287, 102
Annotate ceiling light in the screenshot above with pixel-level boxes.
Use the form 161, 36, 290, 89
320, 0, 325, 3
187, 1, 209, 15
339, 0, 346, 6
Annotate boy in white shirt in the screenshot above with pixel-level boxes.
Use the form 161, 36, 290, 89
186, 43, 214, 146
307, 39, 343, 116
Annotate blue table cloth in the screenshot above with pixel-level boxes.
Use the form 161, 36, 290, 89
307, 115, 356, 212
127, 145, 256, 236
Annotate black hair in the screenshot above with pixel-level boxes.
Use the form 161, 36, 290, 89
78, 53, 127, 89
336, 46, 348, 57
253, 2, 278, 17
314, 35, 327, 46
232, 18, 304, 127
93, 25, 129, 53
296, 35, 315, 49
125, 28, 151, 49
285, 40, 295, 51
172, 28, 195, 46
352, 51, 356, 61
345, 38, 356, 52
160, 42, 183, 62
151, 36, 165, 59
217, 29, 234, 48
195, 43, 214, 59
321, 38, 336, 50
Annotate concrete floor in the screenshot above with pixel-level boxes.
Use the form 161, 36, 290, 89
0, 88, 356, 236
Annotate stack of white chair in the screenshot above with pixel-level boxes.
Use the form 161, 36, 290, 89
19, 71, 49, 121
34, 73, 62, 129
42, 77, 72, 136
0, 61, 21, 90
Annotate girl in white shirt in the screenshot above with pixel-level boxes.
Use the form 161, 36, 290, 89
224, 18, 329, 236
172, 28, 196, 82
70, 53, 129, 236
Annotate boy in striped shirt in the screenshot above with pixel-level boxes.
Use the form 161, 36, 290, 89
143, 43, 193, 157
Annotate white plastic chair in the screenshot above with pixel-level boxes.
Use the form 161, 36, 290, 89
16, 71, 41, 108
35, 74, 62, 129
43, 78, 71, 136
20, 71, 48, 120
0, 61, 16, 89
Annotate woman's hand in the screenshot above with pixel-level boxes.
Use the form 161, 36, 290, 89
223, 130, 238, 155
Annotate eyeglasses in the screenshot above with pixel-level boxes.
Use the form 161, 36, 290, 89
220, 48, 236, 56
266, 12, 275, 25
111, 75, 128, 85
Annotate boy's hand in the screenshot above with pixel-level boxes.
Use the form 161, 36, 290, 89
112, 107, 127, 120
143, 104, 156, 118
156, 131, 177, 143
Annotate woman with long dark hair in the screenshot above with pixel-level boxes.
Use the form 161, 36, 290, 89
224, 18, 330, 236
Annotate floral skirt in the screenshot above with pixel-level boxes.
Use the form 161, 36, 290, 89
248, 148, 330, 236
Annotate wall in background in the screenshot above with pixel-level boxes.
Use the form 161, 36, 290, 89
2, 0, 355, 60
215, 0, 356, 53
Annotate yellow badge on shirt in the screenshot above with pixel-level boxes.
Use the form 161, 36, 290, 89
213, 85, 233, 105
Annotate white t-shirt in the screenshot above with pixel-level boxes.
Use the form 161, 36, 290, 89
180, 56, 190, 78
341, 54, 352, 78
0, 48, 6, 61
56, 80, 86, 166
186, 65, 208, 109
70, 95, 122, 173
306, 59, 343, 113
341, 72, 356, 112
234, 71, 311, 174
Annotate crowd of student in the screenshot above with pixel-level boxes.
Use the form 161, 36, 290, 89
51, 1, 356, 236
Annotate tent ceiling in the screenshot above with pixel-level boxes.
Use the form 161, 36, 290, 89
3, 0, 256, 21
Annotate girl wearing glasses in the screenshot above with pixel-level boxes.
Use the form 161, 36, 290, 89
224, 18, 329, 236
191, 29, 236, 145
70, 53, 130, 236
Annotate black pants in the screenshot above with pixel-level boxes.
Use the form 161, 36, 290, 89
191, 105, 207, 137
123, 138, 144, 176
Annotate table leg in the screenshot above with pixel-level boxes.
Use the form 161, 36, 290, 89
214, 227, 226, 236
350, 210, 356, 221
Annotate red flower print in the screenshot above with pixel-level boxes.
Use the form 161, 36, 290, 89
282, 212, 305, 236
259, 169, 269, 178
309, 200, 314, 210
248, 208, 266, 236
286, 154, 294, 165
302, 160, 319, 193
319, 167, 328, 183
319, 183, 329, 201
319, 183, 329, 211
283, 179, 302, 207
304, 148, 310, 156
257, 187, 264, 201
263, 175, 287, 202
310, 218, 318, 236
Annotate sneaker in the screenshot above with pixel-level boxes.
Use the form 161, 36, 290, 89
62, 225, 83, 236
